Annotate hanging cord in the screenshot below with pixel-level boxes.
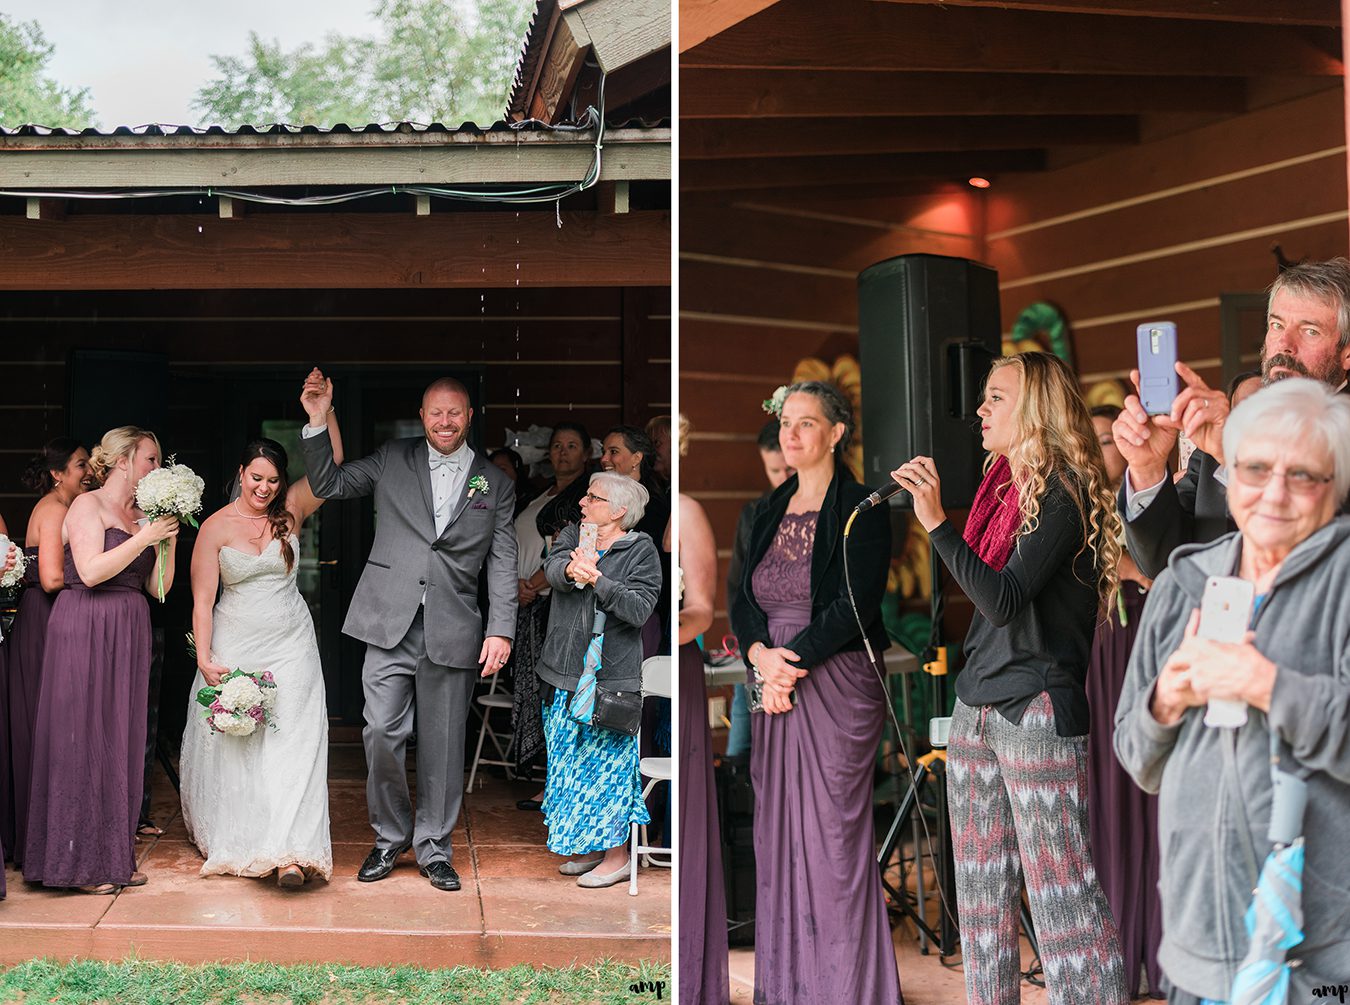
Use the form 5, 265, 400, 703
842, 506, 959, 935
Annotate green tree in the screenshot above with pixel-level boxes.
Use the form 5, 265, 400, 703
0, 15, 97, 128
192, 0, 533, 128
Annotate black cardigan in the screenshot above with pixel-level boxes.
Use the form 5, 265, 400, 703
730, 466, 891, 672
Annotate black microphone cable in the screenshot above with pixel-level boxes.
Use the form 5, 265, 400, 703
842, 505, 958, 938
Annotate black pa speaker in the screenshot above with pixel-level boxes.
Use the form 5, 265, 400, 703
858, 254, 1000, 509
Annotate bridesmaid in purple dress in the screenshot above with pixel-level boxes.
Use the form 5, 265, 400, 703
1085, 407, 1163, 998
6, 439, 89, 873
24, 427, 179, 894
676, 480, 730, 1005
729, 383, 900, 1005
1, 526, 18, 899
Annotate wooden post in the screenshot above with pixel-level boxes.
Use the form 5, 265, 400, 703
218, 196, 245, 220
415, 194, 431, 216
1344, 0, 1350, 247
25, 198, 65, 221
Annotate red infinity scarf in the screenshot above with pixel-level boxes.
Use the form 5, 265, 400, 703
961, 455, 1022, 571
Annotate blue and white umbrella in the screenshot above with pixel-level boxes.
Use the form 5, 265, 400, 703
1229, 839, 1304, 1005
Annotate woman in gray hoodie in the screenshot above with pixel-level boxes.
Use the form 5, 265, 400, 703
535, 471, 662, 889
1115, 377, 1350, 1003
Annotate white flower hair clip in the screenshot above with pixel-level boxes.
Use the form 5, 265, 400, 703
762, 385, 789, 417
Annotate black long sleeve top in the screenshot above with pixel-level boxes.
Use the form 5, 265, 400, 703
930, 476, 1101, 737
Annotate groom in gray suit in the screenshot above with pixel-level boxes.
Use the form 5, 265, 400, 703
299, 374, 517, 891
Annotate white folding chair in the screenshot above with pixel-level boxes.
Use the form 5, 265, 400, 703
467, 672, 516, 790
630, 654, 673, 896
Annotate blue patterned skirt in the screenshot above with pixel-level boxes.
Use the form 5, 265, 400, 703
542, 690, 650, 855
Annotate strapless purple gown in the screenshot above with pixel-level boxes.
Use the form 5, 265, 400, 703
24, 529, 154, 888
6, 545, 55, 870
749, 513, 902, 1005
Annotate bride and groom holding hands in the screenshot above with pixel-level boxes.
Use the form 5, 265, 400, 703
181, 369, 517, 891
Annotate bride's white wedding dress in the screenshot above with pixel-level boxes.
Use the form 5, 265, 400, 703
180, 534, 332, 880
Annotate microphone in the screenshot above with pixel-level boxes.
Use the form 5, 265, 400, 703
856, 481, 909, 512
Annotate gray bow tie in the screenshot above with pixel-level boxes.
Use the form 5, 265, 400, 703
429, 452, 459, 472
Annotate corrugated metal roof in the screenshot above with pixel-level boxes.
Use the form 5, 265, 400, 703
0, 117, 664, 139
507, 0, 554, 120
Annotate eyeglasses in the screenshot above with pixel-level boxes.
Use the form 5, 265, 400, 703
583, 492, 610, 504
1232, 460, 1334, 495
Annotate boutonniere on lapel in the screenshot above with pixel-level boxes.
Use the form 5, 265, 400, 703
467, 474, 490, 499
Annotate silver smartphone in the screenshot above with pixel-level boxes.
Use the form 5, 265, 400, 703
1196, 575, 1254, 727
577, 521, 599, 560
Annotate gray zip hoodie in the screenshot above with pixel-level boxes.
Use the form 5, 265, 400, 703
1114, 517, 1350, 999
535, 523, 661, 695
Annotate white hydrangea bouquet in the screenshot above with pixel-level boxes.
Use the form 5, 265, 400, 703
0, 535, 26, 589
195, 669, 279, 736
134, 455, 204, 601
186, 632, 278, 736
0, 536, 26, 644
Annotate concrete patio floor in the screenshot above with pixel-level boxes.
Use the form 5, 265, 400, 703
0, 741, 671, 969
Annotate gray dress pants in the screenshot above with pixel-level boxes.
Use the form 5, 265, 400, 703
362, 606, 477, 866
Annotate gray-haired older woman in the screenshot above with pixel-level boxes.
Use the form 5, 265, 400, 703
1115, 378, 1350, 1003
535, 471, 662, 888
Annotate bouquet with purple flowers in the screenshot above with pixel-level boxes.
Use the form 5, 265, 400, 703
186, 633, 278, 736
196, 669, 278, 736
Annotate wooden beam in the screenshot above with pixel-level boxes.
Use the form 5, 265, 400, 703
682, 0, 1343, 75
0, 129, 670, 186
680, 69, 1248, 119
528, 16, 591, 124
869, 0, 1341, 26
562, 0, 670, 74
0, 211, 671, 290
680, 150, 1047, 191
681, 115, 1138, 159
680, 0, 784, 51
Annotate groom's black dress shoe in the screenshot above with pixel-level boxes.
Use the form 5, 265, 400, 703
357, 843, 410, 883
420, 860, 461, 892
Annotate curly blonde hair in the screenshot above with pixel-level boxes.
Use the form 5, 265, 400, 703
987, 353, 1122, 607
88, 426, 161, 486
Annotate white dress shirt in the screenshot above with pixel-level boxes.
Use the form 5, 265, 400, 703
429, 440, 472, 537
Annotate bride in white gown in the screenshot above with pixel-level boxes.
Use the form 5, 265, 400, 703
180, 370, 342, 887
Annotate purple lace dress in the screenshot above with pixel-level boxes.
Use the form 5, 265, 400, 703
24, 529, 154, 888
749, 512, 902, 1005
6, 545, 56, 870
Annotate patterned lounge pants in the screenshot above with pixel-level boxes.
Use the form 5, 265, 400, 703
948, 692, 1129, 1005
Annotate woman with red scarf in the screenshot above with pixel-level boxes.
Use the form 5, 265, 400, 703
890, 352, 1128, 1005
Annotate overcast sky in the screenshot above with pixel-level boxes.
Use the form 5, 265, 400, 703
3, 0, 384, 127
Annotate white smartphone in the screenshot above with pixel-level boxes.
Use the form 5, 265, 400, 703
577, 521, 599, 560
1196, 575, 1254, 728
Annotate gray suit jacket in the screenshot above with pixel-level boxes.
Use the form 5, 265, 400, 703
300, 429, 518, 668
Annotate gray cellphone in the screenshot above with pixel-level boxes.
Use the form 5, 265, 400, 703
1136, 321, 1179, 415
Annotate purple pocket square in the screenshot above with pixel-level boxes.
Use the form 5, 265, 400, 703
471, 502, 489, 510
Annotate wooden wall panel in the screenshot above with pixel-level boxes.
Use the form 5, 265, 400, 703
997, 219, 1349, 376
990, 154, 1347, 285
0, 286, 669, 535
985, 85, 1346, 233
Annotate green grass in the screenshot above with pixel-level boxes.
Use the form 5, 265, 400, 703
0, 958, 672, 1005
